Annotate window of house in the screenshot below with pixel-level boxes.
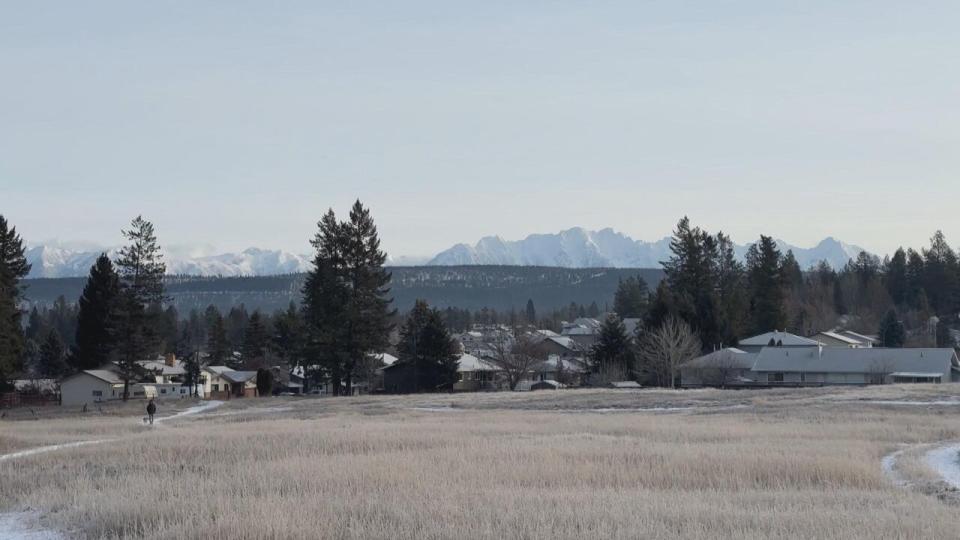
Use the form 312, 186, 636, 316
92, 390, 103, 397
161, 388, 167, 394
212, 384, 219, 392
767, 373, 784, 383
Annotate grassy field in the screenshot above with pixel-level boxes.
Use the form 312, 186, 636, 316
2, 385, 959, 539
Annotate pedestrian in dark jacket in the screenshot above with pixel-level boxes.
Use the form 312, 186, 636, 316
146, 399, 157, 425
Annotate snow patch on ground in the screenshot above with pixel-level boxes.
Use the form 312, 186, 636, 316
880, 448, 910, 487
0, 439, 111, 463
0, 511, 64, 539
411, 406, 465, 412
925, 443, 960, 490
153, 400, 223, 423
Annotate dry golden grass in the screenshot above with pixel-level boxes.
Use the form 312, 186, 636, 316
2, 385, 960, 539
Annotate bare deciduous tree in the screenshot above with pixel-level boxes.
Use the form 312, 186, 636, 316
638, 317, 701, 388
486, 329, 547, 390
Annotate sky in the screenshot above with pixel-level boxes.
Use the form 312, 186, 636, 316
2, 1, 959, 259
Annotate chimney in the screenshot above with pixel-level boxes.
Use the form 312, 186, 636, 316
165, 353, 176, 367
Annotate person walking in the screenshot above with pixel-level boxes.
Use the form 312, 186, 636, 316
146, 398, 157, 425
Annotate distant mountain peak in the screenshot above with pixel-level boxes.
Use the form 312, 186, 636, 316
428, 228, 867, 269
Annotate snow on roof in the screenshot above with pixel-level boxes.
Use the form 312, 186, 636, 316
376, 353, 398, 366
547, 336, 580, 350
684, 348, 758, 370
138, 359, 186, 375
204, 366, 235, 375
456, 354, 499, 372
816, 331, 863, 346
840, 330, 878, 344
75, 370, 123, 384
739, 331, 821, 347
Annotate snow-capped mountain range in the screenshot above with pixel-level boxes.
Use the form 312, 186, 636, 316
427, 227, 866, 270
25, 228, 866, 278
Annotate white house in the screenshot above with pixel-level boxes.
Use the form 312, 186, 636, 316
61, 370, 127, 407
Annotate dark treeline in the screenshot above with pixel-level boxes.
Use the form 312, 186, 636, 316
23, 267, 665, 315
627, 217, 960, 352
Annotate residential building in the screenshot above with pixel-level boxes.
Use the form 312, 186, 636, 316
61, 370, 127, 407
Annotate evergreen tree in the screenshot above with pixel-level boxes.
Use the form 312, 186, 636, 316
885, 248, 909, 307
0, 215, 31, 389
613, 275, 650, 319
72, 254, 120, 371
271, 302, 305, 373
922, 231, 960, 315
587, 301, 600, 318
745, 235, 786, 334
590, 315, 635, 378
714, 233, 748, 345
38, 329, 69, 379
525, 299, 537, 325
878, 309, 905, 348
905, 249, 926, 310
661, 217, 721, 349
255, 368, 274, 396
302, 209, 351, 394
114, 216, 167, 399
338, 201, 396, 394
241, 311, 269, 368
206, 310, 232, 366
396, 299, 459, 392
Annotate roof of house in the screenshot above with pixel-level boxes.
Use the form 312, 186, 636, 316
546, 336, 580, 351
739, 331, 821, 347
220, 371, 258, 384
69, 370, 123, 385
839, 330, 878, 344
815, 331, 863, 346
456, 354, 499, 372
683, 348, 758, 370
204, 366, 235, 375
138, 359, 187, 376
751, 347, 959, 374
376, 353, 398, 366
536, 356, 589, 372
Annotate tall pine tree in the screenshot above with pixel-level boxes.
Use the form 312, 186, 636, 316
0, 216, 31, 389
114, 216, 166, 399
746, 235, 786, 334
72, 254, 120, 371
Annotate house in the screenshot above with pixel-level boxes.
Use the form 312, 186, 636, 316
453, 354, 501, 391
536, 336, 584, 359
530, 356, 589, 386
751, 347, 960, 385
736, 330, 821, 352
61, 370, 126, 407
608, 381, 642, 389
137, 354, 187, 383
202, 366, 258, 399
561, 318, 602, 348
680, 348, 758, 388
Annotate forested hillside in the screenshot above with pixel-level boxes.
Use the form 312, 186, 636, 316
22, 266, 665, 314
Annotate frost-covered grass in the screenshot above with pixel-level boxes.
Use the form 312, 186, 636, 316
2, 386, 960, 539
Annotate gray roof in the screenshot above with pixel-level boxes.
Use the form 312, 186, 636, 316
752, 347, 960, 375
75, 370, 123, 384
220, 371, 258, 383
684, 348, 758, 370
739, 331, 821, 347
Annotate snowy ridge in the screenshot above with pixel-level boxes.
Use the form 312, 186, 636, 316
429, 228, 866, 270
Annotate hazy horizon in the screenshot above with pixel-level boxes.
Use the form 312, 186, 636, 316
4, 2, 959, 258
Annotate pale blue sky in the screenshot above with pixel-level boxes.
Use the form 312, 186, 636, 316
2, 1, 958, 258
